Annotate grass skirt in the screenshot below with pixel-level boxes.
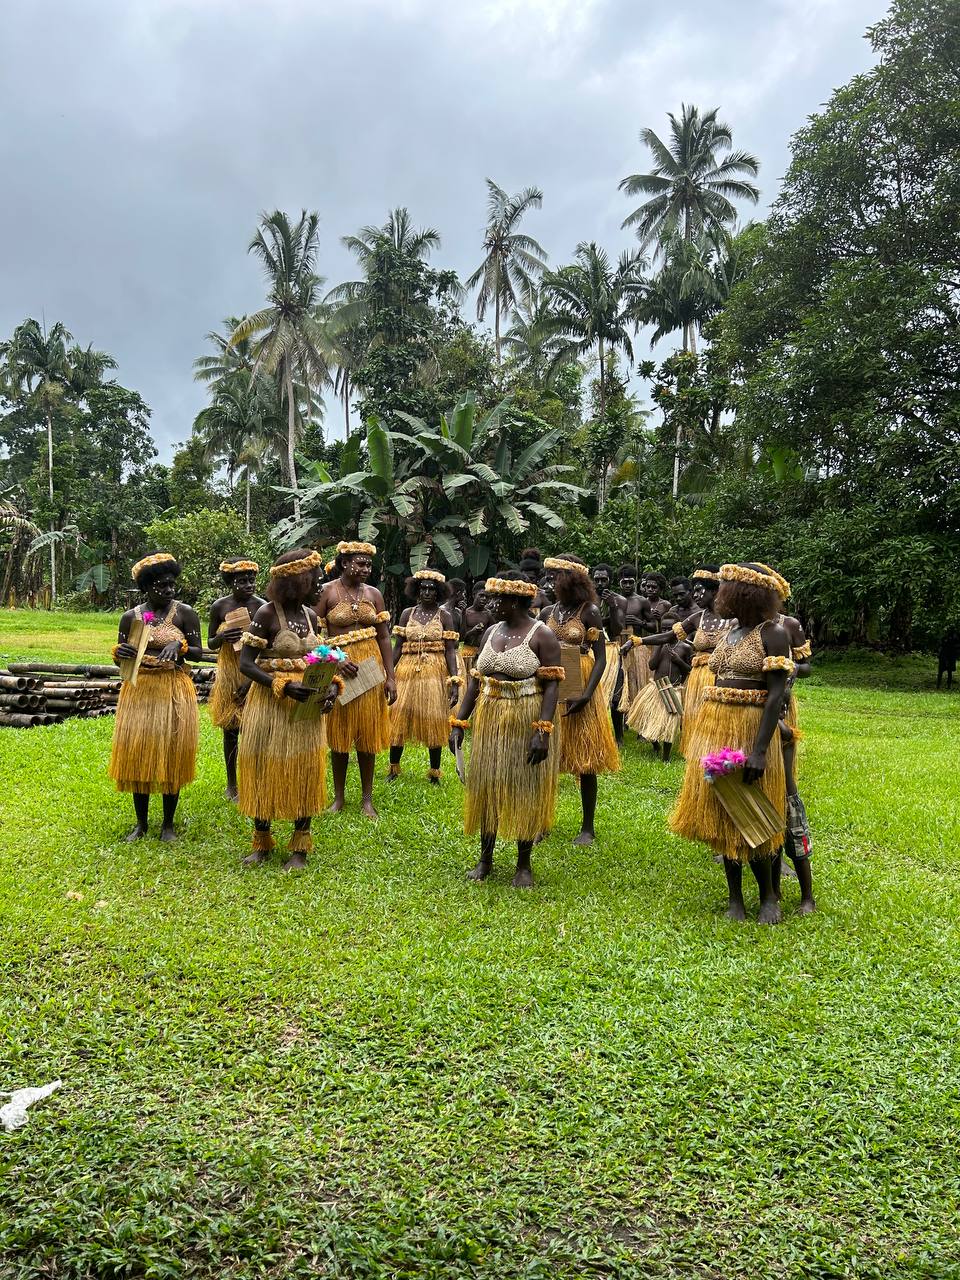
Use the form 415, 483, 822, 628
619, 643, 650, 711
599, 640, 620, 707
109, 666, 198, 794
391, 649, 449, 749
465, 687, 559, 842
678, 659, 715, 757
557, 653, 622, 776
237, 677, 327, 821
784, 692, 800, 732
459, 645, 479, 685
669, 697, 786, 861
327, 635, 391, 754
627, 680, 682, 745
208, 644, 245, 731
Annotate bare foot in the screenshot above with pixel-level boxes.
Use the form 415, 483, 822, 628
758, 897, 783, 925
428, 774, 441, 786
386, 771, 400, 783
159, 826, 177, 843
467, 860, 492, 882
242, 850, 270, 868
327, 797, 345, 815
361, 800, 379, 821
798, 897, 816, 915
572, 830, 595, 846
724, 900, 748, 922
224, 786, 238, 802
781, 860, 798, 879
125, 824, 147, 842
282, 853, 308, 872
512, 868, 534, 889
712, 853, 725, 864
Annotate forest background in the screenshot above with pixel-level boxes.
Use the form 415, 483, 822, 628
1, 0, 956, 651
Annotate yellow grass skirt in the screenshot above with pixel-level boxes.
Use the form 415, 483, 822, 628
108, 666, 198, 794
678, 658, 715, 757
208, 644, 245, 731
784, 691, 800, 732
464, 687, 559, 842
237, 676, 327, 821
459, 644, 479, 684
627, 680, 682, 745
557, 653, 621, 776
327, 635, 391, 754
599, 639, 620, 707
669, 697, 786, 861
391, 648, 449, 749
619, 642, 650, 711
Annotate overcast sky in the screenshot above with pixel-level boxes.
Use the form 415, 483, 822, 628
1, 0, 881, 458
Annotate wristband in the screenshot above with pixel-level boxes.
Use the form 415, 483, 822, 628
531, 720, 554, 736
449, 716, 469, 730
446, 674, 464, 686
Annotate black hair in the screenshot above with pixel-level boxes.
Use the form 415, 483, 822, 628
642, 570, 668, 590
551, 553, 598, 609
671, 577, 692, 591
134, 554, 181, 591
448, 577, 466, 595
266, 548, 320, 607
404, 575, 453, 603
618, 564, 639, 580
591, 563, 615, 577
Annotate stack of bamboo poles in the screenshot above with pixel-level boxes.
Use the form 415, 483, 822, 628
0, 659, 219, 726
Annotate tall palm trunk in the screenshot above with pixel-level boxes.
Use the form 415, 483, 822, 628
245, 470, 252, 534
46, 409, 56, 603
283, 357, 300, 521
343, 374, 351, 438
494, 293, 501, 367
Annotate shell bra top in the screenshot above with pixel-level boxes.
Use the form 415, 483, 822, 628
545, 604, 599, 647
264, 603, 317, 658
402, 611, 443, 643
475, 621, 544, 679
138, 603, 187, 669
327, 597, 379, 628
693, 610, 733, 652
708, 623, 768, 680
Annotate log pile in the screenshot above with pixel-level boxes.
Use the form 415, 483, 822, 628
0, 660, 219, 726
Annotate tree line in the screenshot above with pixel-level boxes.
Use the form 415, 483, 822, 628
1, 0, 956, 647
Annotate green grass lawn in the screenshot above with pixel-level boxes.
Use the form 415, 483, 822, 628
2, 612, 959, 1277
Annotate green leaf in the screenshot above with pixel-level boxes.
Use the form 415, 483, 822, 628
366, 419, 393, 495
430, 531, 464, 566
467, 508, 487, 536
390, 493, 414, 517
450, 394, 476, 448
408, 541, 430, 573
497, 502, 528, 535
467, 543, 491, 577
522, 501, 566, 530
358, 507, 381, 542
74, 563, 111, 592
441, 473, 475, 496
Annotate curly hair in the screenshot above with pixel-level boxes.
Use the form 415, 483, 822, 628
134, 555, 182, 591
519, 547, 542, 563
266, 548, 320, 607
714, 564, 780, 627
618, 564, 639, 581
404, 576, 453, 604
671, 577, 692, 594
551, 553, 599, 609
641, 570, 668, 592
591, 562, 615, 578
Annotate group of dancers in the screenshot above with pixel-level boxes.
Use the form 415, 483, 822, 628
107, 543, 814, 923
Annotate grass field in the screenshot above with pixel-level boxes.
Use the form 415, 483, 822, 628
2, 611, 959, 1278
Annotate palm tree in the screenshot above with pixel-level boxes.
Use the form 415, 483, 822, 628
539, 243, 645, 422
620, 104, 759, 253
341, 206, 441, 271
501, 284, 570, 386
465, 180, 548, 365
231, 211, 332, 521
193, 317, 257, 395
66, 344, 118, 396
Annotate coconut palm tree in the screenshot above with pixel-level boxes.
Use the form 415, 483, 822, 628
620, 104, 759, 253
465, 180, 548, 365
539, 243, 646, 422
230, 210, 332, 521
501, 284, 570, 386
193, 317, 257, 396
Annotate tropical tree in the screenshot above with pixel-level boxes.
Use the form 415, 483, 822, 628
539, 243, 645, 422
231, 210, 332, 521
193, 316, 257, 395
465, 180, 548, 365
620, 104, 759, 252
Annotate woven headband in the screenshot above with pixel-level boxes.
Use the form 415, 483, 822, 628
752, 562, 791, 599
131, 552, 176, 581
414, 569, 446, 583
719, 563, 782, 593
543, 556, 589, 576
324, 560, 336, 575
484, 577, 538, 599
337, 541, 376, 557
269, 550, 322, 578
220, 559, 259, 574
692, 569, 720, 583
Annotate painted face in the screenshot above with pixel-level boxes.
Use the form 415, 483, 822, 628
230, 571, 257, 600
418, 580, 439, 606
305, 570, 323, 605
641, 576, 660, 601
592, 570, 610, 593
346, 555, 372, 581
492, 593, 515, 622
692, 581, 708, 608
620, 576, 636, 596
146, 572, 177, 608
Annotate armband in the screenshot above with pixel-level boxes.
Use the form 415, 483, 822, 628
441, 630, 459, 641
531, 720, 554, 736
762, 656, 796, 674
393, 625, 407, 638
446, 674, 464, 686
330, 674, 345, 694
449, 716, 470, 730
672, 621, 687, 641
792, 641, 812, 660
375, 610, 391, 624
585, 627, 601, 642
111, 643, 124, 662
632, 635, 646, 647
179, 638, 189, 655
241, 632, 268, 649
535, 665, 565, 681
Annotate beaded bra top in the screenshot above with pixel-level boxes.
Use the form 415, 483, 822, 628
138, 603, 187, 670
264, 603, 317, 658
693, 610, 732, 652
327, 598, 378, 628
475, 622, 544, 679
546, 604, 591, 646
709, 623, 768, 680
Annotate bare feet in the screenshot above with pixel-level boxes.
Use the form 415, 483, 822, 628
428, 773, 441, 786
224, 786, 238, 802
282, 852, 308, 872
512, 868, 534, 889
242, 850, 270, 868
125, 824, 147, 842
361, 799, 379, 821
386, 771, 400, 784
782, 860, 798, 879
327, 797, 345, 815
724, 900, 748, 922
572, 830, 595, 846
798, 896, 817, 915
159, 826, 177, 843
467, 859, 492, 882
758, 897, 783, 925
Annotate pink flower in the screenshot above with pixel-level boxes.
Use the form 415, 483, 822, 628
701, 747, 747, 781
142, 610, 155, 624
303, 652, 320, 665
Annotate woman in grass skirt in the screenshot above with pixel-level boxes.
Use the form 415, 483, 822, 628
237, 549, 341, 871
109, 552, 203, 842
207, 557, 266, 800
449, 574, 564, 888
669, 563, 794, 925
388, 569, 460, 784
541, 554, 621, 846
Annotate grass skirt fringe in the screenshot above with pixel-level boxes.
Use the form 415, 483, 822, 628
465, 689, 559, 842
669, 699, 786, 861
237, 677, 327, 821
619, 643, 650, 711
599, 640, 620, 707
208, 644, 245, 730
109, 667, 198, 794
557, 653, 621, 776
678, 661, 715, 757
784, 693, 800, 732
327, 636, 391, 754
627, 680, 682, 745
391, 649, 449, 748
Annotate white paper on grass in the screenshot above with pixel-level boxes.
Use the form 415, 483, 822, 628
0, 1079, 62, 1132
